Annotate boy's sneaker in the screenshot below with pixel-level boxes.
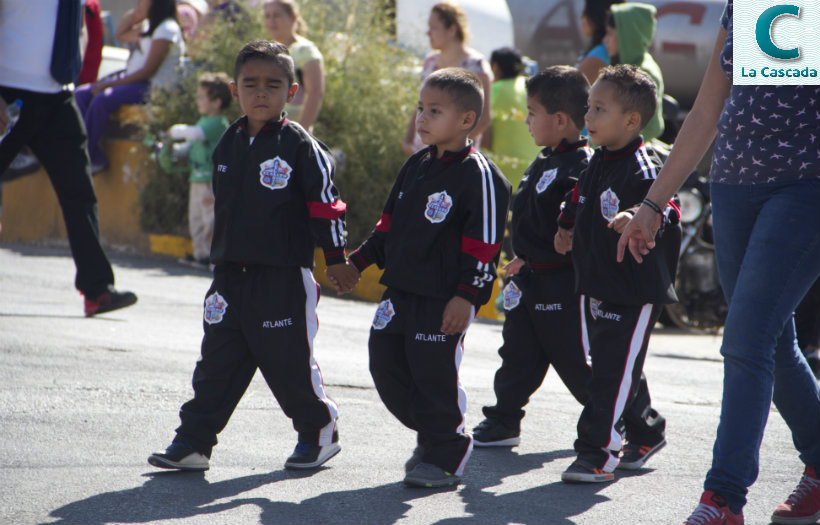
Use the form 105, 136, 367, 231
84, 285, 138, 317
561, 459, 615, 483
148, 442, 209, 471
284, 441, 341, 470
771, 466, 820, 525
617, 438, 666, 470
682, 491, 744, 525
472, 418, 521, 447
405, 445, 426, 473
404, 462, 461, 488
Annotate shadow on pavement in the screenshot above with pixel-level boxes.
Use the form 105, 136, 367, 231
44, 450, 601, 525
434, 448, 617, 525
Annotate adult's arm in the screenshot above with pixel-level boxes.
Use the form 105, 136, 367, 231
297, 59, 325, 130
95, 37, 172, 92
115, 2, 149, 44
617, 26, 730, 263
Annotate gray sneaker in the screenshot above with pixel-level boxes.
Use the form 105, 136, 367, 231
404, 462, 461, 488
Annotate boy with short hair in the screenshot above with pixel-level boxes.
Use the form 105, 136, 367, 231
333, 67, 511, 488
473, 66, 667, 472
473, 66, 595, 446
162, 72, 232, 267
148, 40, 356, 472
555, 64, 680, 483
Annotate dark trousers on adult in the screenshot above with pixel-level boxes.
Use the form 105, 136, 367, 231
575, 297, 664, 471
484, 266, 665, 446
368, 288, 473, 476
174, 264, 339, 457
0, 86, 114, 296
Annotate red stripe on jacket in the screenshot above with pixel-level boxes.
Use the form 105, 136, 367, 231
461, 236, 501, 264
375, 213, 392, 233
307, 200, 347, 220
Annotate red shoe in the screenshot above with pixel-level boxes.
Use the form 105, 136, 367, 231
682, 491, 744, 525
771, 466, 820, 525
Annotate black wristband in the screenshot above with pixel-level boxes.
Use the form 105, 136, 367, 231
642, 198, 663, 215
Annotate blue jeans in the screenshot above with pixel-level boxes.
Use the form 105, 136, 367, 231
705, 179, 820, 513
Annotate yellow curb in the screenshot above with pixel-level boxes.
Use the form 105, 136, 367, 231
149, 234, 193, 259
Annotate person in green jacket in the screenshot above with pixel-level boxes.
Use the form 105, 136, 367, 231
602, 2, 664, 142
162, 72, 232, 266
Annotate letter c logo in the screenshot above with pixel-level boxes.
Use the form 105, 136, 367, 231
755, 4, 800, 60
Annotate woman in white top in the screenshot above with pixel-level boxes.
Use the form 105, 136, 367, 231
402, 1, 493, 156
75, 0, 185, 172
263, 0, 324, 130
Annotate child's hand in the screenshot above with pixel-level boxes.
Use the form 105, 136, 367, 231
607, 211, 633, 234
503, 256, 525, 276
440, 296, 472, 335
554, 228, 573, 255
326, 261, 360, 295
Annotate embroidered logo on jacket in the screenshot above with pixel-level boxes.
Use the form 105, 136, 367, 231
503, 281, 522, 310
599, 187, 620, 221
204, 291, 228, 325
259, 156, 292, 190
536, 168, 558, 194
372, 299, 396, 330
424, 191, 453, 224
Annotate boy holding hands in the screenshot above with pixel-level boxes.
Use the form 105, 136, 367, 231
149, 41, 355, 472
555, 64, 680, 483
333, 68, 511, 488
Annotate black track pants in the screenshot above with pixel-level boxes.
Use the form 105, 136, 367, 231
368, 288, 473, 476
174, 264, 338, 456
574, 297, 665, 471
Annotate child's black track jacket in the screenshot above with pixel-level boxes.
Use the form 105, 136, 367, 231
511, 138, 593, 271
558, 137, 681, 305
209, 116, 347, 268
350, 144, 512, 306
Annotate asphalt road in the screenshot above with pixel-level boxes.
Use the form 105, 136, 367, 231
0, 243, 809, 525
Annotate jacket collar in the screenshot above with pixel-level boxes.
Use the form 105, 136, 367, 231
602, 136, 643, 161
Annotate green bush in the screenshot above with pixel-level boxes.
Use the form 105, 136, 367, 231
137, 0, 418, 247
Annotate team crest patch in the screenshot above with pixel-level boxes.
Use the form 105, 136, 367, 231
599, 187, 620, 221
372, 299, 396, 330
503, 281, 522, 311
259, 156, 292, 190
204, 291, 228, 325
424, 191, 453, 224
589, 298, 602, 320
536, 168, 558, 194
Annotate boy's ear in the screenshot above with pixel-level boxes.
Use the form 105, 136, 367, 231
287, 83, 299, 103
554, 111, 568, 129
626, 110, 642, 132
461, 110, 477, 131
229, 81, 239, 102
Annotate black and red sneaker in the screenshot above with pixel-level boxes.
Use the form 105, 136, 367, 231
84, 285, 138, 317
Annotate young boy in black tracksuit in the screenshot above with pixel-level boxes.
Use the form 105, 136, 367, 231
473, 67, 667, 471
332, 68, 512, 488
148, 41, 357, 473
555, 65, 681, 483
